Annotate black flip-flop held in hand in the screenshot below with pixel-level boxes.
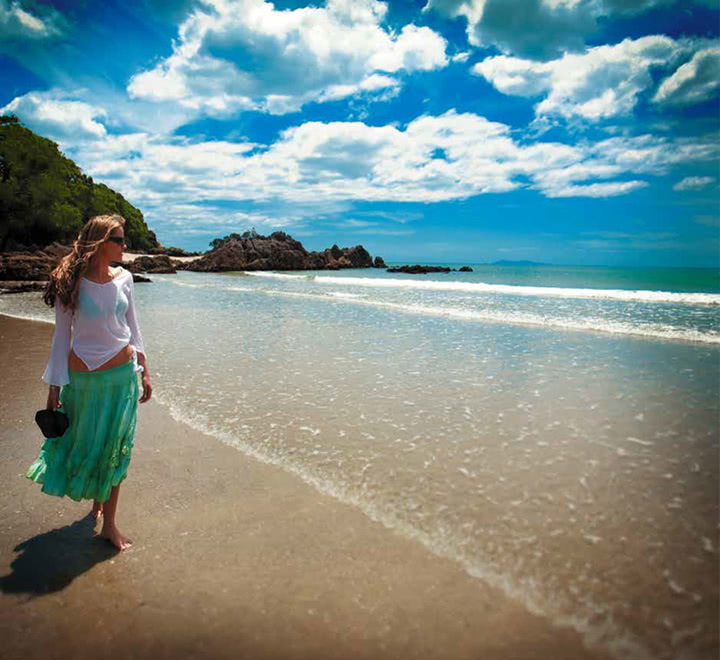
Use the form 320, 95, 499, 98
34, 409, 70, 438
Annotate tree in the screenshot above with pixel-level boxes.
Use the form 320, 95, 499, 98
0, 115, 158, 250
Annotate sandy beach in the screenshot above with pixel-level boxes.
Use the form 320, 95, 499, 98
122, 252, 200, 264
0, 314, 613, 660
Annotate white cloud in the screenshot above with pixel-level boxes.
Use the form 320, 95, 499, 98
473, 36, 715, 123
10, 87, 717, 238
673, 176, 716, 191
318, 74, 399, 103
36, 106, 716, 218
127, 0, 448, 118
424, 0, 676, 59
587, 134, 720, 175
0, 0, 61, 39
541, 180, 649, 198
653, 47, 720, 106
1, 91, 107, 139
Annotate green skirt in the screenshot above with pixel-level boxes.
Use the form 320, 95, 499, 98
26, 360, 139, 504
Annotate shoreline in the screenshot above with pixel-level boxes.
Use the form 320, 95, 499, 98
0, 314, 611, 660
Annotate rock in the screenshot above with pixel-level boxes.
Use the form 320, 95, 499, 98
41, 242, 72, 259
0, 253, 56, 280
458, 266, 473, 272
386, 265, 452, 274
185, 233, 375, 272
0, 281, 47, 294
133, 273, 152, 283
0, 242, 73, 281
165, 247, 202, 257
339, 245, 372, 268
0, 244, 163, 282
124, 255, 176, 274
373, 256, 387, 268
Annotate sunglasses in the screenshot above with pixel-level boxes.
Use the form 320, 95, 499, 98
106, 236, 125, 245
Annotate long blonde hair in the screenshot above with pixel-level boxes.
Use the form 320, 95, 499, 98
44, 215, 126, 310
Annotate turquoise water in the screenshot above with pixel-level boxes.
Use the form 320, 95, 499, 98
2, 263, 718, 660
378, 263, 720, 294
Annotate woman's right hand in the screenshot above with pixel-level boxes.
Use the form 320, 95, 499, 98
46, 387, 61, 411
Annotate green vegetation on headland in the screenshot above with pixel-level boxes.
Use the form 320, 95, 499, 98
0, 115, 158, 251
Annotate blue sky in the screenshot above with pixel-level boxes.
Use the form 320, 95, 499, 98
1, 0, 718, 266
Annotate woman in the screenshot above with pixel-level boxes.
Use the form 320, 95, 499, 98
26, 215, 152, 551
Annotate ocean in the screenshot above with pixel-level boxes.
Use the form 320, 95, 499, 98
3, 263, 719, 660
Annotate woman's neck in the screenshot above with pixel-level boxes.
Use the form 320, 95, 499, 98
85, 255, 113, 282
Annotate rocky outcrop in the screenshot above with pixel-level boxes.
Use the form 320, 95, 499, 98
0, 281, 47, 294
0, 233, 381, 280
183, 233, 377, 272
124, 255, 176, 274
0, 242, 157, 286
386, 264, 474, 274
0, 242, 71, 281
386, 265, 452, 274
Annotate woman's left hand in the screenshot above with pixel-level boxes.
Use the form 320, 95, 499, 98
140, 376, 152, 403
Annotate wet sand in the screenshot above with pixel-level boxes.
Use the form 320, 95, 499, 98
0, 314, 611, 660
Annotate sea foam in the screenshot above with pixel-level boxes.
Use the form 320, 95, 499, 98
310, 275, 720, 306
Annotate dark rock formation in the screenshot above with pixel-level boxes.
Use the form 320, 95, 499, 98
0, 281, 46, 294
0, 241, 161, 284
386, 265, 452, 274
458, 266, 473, 272
373, 256, 387, 268
0, 242, 71, 281
124, 255, 176, 274
0, 254, 55, 281
183, 233, 376, 272
337, 245, 373, 268
132, 273, 152, 283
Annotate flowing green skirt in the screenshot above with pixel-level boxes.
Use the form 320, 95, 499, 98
26, 360, 139, 504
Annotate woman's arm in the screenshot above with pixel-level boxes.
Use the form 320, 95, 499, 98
137, 351, 152, 403
125, 274, 152, 403
43, 302, 72, 409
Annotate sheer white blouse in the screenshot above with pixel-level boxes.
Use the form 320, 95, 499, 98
43, 268, 146, 387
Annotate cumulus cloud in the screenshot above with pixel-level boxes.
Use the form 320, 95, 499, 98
127, 0, 448, 118
673, 176, 716, 191
653, 47, 720, 106
0, 0, 62, 39
1, 91, 108, 139
423, 0, 676, 59
473, 36, 713, 122
28, 106, 714, 222
585, 133, 719, 175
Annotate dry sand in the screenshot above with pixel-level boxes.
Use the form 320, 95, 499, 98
0, 314, 611, 660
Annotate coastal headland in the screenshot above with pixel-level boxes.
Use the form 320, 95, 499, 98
0, 232, 388, 293
0, 314, 611, 660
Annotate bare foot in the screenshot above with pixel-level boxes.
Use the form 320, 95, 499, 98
91, 501, 103, 521
99, 526, 133, 551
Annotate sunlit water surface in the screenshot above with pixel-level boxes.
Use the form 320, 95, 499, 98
3, 265, 718, 660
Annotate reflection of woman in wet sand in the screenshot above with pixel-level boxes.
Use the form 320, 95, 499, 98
27, 215, 152, 551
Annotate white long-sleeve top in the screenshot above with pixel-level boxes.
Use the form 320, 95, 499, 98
43, 268, 146, 386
